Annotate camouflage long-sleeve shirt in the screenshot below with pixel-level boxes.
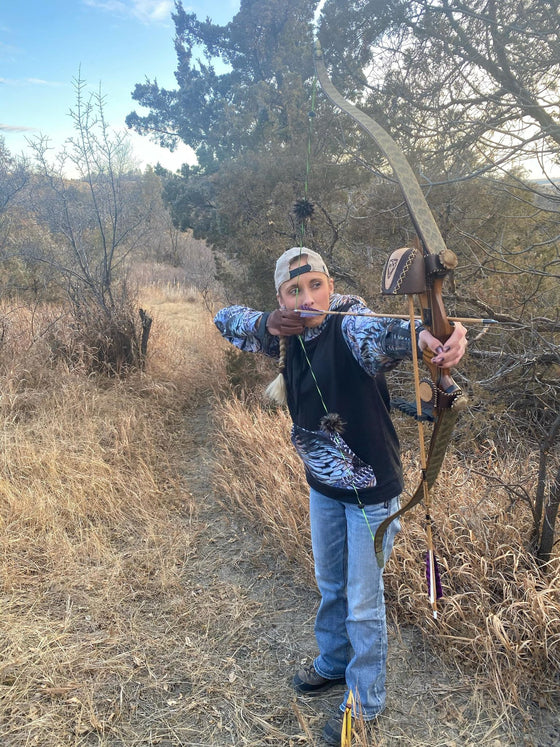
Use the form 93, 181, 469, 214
214, 293, 422, 374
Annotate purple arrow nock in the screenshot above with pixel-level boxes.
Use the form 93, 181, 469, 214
296, 304, 324, 318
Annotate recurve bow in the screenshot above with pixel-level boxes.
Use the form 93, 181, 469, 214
313, 42, 468, 583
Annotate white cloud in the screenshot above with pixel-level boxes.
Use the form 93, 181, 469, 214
0, 77, 65, 87
131, 0, 173, 21
0, 124, 37, 133
82, 0, 174, 24
27, 78, 66, 87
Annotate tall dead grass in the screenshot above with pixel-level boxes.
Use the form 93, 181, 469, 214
212, 396, 313, 580
211, 393, 560, 714
2, 281, 558, 743
0, 289, 226, 745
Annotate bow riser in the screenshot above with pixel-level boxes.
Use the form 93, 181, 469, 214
381, 245, 457, 393
419, 279, 455, 383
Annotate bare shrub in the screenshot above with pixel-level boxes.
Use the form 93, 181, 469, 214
26, 77, 162, 377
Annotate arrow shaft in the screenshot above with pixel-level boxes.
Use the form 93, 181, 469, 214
300, 308, 496, 324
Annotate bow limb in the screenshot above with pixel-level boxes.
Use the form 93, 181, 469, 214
314, 42, 456, 263
314, 41, 461, 382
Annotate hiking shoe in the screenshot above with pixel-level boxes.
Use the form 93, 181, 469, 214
322, 712, 344, 745
292, 664, 345, 696
322, 710, 380, 745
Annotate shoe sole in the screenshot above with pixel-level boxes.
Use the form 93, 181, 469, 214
293, 677, 346, 697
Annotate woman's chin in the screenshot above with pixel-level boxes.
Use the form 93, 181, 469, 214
303, 313, 326, 328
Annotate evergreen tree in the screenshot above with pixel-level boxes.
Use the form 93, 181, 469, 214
127, 0, 376, 306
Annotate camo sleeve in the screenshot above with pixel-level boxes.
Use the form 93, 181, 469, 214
341, 301, 423, 376
213, 305, 280, 357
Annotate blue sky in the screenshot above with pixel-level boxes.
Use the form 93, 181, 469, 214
1, 0, 239, 171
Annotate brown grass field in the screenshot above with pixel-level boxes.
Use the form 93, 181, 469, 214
0, 281, 559, 746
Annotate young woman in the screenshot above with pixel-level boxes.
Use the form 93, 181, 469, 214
214, 247, 467, 744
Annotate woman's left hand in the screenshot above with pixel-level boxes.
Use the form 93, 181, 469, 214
418, 322, 467, 368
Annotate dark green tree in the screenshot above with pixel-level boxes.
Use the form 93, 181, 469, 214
127, 0, 316, 169
127, 0, 383, 307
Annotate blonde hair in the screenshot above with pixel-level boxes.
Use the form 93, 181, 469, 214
265, 336, 288, 406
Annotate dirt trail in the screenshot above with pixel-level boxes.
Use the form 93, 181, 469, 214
178, 403, 559, 747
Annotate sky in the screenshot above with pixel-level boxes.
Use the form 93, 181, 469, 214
1, 0, 240, 172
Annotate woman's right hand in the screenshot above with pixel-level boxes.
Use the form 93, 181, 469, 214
266, 309, 306, 336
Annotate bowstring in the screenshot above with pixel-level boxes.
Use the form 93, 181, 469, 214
293, 72, 377, 549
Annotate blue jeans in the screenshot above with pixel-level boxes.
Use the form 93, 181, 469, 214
309, 488, 400, 720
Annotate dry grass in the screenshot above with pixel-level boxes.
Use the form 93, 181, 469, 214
137, 283, 226, 406
0, 287, 228, 746
389, 454, 560, 710
211, 393, 560, 717
2, 281, 559, 745
211, 397, 314, 581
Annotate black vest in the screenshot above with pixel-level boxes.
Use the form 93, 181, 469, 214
285, 310, 403, 504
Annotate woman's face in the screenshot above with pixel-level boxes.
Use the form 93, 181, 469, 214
277, 255, 334, 328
